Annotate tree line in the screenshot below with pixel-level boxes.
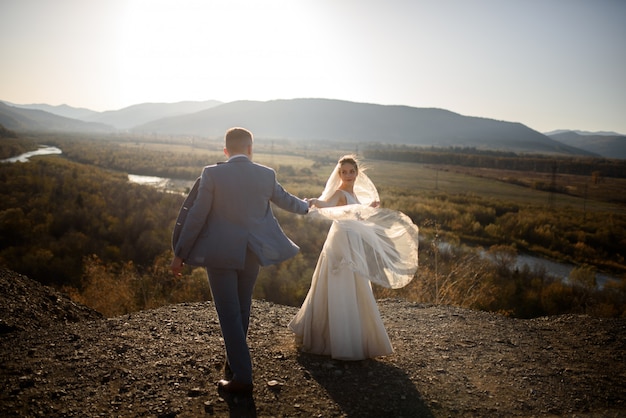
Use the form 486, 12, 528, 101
365, 146, 626, 178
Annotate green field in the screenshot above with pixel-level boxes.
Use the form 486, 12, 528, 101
114, 138, 625, 214
364, 160, 624, 213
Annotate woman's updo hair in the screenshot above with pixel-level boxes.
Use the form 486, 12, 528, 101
319, 154, 375, 204
337, 155, 359, 173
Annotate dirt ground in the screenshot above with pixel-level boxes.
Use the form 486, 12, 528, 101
1, 267, 625, 417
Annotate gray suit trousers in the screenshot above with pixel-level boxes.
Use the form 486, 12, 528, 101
206, 248, 260, 384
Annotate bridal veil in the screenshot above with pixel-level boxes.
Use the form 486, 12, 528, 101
310, 162, 419, 289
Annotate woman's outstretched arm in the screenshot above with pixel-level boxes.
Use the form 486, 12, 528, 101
309, 190, 346, 208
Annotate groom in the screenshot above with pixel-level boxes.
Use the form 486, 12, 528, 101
171, 127, 310, 394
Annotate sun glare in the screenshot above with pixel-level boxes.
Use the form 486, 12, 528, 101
113, 0, 327, 106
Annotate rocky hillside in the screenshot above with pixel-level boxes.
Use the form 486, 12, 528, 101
1, 267, 625, 417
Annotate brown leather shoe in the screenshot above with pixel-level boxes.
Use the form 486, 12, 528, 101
217, 379, 253, 394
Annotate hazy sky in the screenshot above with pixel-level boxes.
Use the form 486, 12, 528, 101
1, 0, 625, 134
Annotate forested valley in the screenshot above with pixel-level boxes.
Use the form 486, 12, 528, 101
1, 133, 625, 318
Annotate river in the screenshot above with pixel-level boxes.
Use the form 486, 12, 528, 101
436, 241, 618, 289
128, 174, 194, 195
1, 145, 62, 163
127, 174, 171, 189
514, 253, 615, 289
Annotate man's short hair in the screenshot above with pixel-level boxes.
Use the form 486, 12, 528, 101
225, 127, 253, 153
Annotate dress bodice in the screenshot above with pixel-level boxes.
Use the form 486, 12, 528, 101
339, 190, 359, 205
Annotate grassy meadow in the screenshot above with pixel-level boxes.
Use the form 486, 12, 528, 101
120, 137, 625, 212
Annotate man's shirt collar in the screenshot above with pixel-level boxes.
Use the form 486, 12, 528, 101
227, 154, 250, 162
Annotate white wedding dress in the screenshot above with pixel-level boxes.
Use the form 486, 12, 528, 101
288, 187, 419, 360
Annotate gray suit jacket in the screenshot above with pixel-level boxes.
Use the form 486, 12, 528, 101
173, 157, 309, 268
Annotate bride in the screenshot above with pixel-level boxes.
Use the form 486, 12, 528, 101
289, 155, 419, 360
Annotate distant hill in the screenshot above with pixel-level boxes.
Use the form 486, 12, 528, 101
1, 100, 222, 131
3, 101, 99, 120
82, 100, 223, 130
547, 131, 626, 159
544, 129, 624, 137
0, 102, 111, 133
0, 123, 18, 138
134, 98, 592, 156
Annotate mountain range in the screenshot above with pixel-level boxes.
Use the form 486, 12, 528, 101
2, 98, 624, 158
543, 130, 626, 160
0, 101, 110, 133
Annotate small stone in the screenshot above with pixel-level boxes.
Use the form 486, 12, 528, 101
203, 401, 214, 413
187, 387, 204, 397
267, 379, 283, 392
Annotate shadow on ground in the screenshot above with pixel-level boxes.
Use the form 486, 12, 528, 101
297, 352, 433, 417
217, 388, 257, 418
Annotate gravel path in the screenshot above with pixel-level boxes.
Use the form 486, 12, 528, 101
1, 268, 625, 417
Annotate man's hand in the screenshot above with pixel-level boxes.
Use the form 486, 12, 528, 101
170, 256, 184, 277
